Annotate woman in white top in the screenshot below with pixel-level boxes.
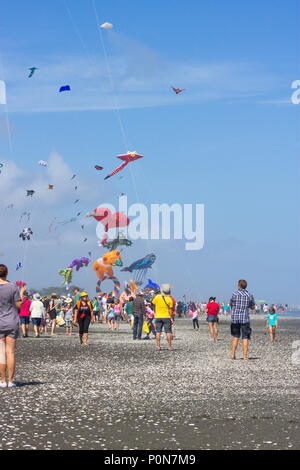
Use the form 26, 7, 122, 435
30, 294, 45, 338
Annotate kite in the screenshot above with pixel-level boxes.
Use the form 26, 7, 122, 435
93, 250, 122, 282
48, 184, 54, 190
75, 186, 78, 190
28, 67, 38, 78
121, 253, 156, 284
58, 268, 73, 286
144, 279, 160, 290
16, 262, 22, 271
104, 151, 143, 180
102, 232, 132, 251
76, 212, 81, 216
83, 238, 88, 242
86, 208, 130, 232
19, 228, 33, 241
81, 225, 84, 230
171, 86, 186, 95
74, 199, 79, 204
26, 190, 35, 197
71, 174, 76, 180
59, 85, 71, 92
100, 22, 113, 29
68, 257, 90, 271
0, 80, 6, 105
88, 251, 92, 257
38, 160, 47, 166
94, 165, 103, 171
0, 163, 3, 174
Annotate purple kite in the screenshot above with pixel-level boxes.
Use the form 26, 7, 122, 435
68, 257, 90, 272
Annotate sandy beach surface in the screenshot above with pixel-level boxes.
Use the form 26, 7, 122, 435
0, 316, 299, 450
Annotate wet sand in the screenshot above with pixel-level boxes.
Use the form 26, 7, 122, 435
0, 316, 299, 450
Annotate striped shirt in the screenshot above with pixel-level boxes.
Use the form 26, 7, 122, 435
230, 289, 255, 324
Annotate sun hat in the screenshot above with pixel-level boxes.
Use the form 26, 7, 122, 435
160, 284, 172, 295
51, 293, 58, 299
33, 293, 41, 301
65, 297, 73, 304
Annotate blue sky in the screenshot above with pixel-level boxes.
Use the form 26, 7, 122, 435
0, 0, 299, 303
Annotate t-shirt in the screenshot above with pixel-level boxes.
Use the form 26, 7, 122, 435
0, 282, 21, 331
73, 293, 81, 307
114, 304, 121, 314
268, 313, 277, 327
125, 301, 133, 315
92, 299, 100, 311
19, 299, 31, 317
30, 300, 45, 318
152, 295, 173, 319
206, 301, 219, 316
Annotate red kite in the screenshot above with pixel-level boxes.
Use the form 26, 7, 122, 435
104, 151, 143, 180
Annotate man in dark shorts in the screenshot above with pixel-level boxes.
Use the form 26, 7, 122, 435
230, 279, 255, 360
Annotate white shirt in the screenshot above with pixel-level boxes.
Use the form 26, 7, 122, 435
30, 300, 45, 318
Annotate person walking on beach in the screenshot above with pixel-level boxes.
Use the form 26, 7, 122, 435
152, 284, 174, 351
189, 303, 199, 330
266, 306, 278, 343
74, 293, 94, 346
0, 264, 26, 388
30, 293, 45, 338
64, 298, 73, 336
230, 279, 255, 360
206, 297, 219, 341
132, 291, 146, 340
19, 294, 31, 338
48, 293, 60, 336
92, 297, 100, 323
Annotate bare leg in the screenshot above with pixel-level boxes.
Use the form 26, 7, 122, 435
0, 338, 7, 383
231, 337, 239, 359
242, 339, 249, 360
83, 333, 88, 345
166, 333, 173, 351
51, 320, 56, 336
6, 337, 16, 383
213, 323, 218, 341
208, 322, 214, 339
156, 333, 161, 350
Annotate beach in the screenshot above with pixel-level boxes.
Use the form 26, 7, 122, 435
0, 316, 299, 450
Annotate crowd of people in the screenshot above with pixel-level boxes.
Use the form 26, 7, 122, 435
0, 262, 283, 388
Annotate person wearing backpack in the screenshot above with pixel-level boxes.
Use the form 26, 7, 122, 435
73, 292, 94, 346
152, 284, 174, 351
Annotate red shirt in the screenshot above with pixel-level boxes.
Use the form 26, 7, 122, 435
206, 301, 219, 316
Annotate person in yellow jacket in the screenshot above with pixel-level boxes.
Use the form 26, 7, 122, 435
73, 293, 94, 346
152, 284, 174, 351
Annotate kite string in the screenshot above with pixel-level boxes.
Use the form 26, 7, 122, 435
0, 49, 13, 154
91, 0, 129, 151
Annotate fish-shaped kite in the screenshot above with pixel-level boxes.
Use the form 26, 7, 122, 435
121, 253, 156, 273
171, 86, 186, 95
104, 151, 143, 180
59, 85, 71, 92
26, 190, 35, 197
28, 67, 38, 78
48, 184, 54, 190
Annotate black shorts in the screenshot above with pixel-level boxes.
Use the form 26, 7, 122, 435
155, 318, 172, 334
231, 322, 251, 340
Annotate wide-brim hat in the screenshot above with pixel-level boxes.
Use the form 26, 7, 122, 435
160, 284, 173, 295
33, 293, 41, 301
65, 297, 73, 304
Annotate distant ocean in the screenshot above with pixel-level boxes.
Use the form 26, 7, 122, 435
277, 310, 300, 319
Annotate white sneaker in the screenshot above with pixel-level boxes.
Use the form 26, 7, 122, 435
0, 382, 7, 388
7, 382, 16, 388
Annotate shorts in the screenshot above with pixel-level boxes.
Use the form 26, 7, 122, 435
31, 318, 42, 326
155, 318, 172, 334
114, 315, 121, 323
0, 328, 19, 339
207, 316, 218, 322
49, 310, 57, 320
231, 322, 252, 340
108, 314, 115, 321
20, 317, 30, 325
65, 320, 72, 327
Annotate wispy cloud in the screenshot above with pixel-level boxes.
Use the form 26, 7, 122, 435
1, 32, 287, 113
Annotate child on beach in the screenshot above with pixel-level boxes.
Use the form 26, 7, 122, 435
64, 299, 73, 336
113, 301, 121, 330
267, 306, 278, 342
107, 304, 115, 330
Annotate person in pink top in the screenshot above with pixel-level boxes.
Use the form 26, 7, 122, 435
206, 296, 219, 341
113, 301, 121, 330
19, 296, 32, 338
189, 303, 199, 330
143, 304, 156, 340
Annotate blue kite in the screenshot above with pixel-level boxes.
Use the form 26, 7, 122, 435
59, 85, 71, 92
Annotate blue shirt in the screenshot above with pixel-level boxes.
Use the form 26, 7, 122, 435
230, 289, 255, 324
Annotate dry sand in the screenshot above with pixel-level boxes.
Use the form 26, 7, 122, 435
0, 316, 299, 450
